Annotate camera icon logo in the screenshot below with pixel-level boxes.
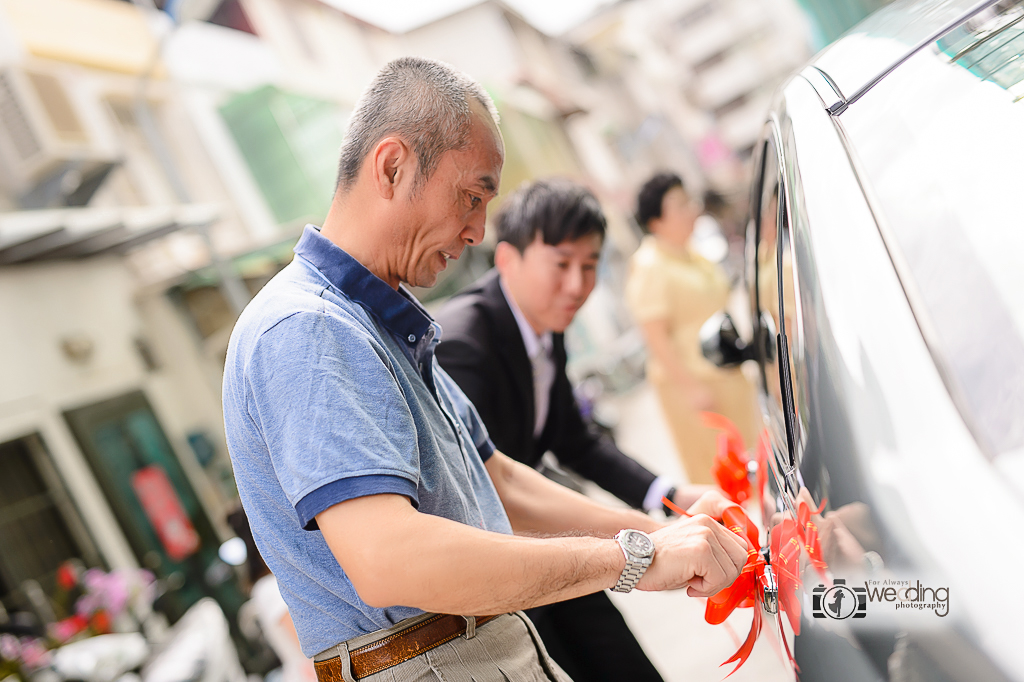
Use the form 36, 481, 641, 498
812, 579, 867, 619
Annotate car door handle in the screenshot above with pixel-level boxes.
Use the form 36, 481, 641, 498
762, 563, 779, 614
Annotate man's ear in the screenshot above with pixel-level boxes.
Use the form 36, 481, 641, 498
494, 241, 520, 276
370, 136, 412, 199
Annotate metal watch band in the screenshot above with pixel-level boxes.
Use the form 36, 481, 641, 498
612, 556, 650, 593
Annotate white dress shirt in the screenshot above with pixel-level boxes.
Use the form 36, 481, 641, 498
499, 278, 555, 438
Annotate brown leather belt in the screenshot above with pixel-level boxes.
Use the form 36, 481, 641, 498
314, 614, 500, 680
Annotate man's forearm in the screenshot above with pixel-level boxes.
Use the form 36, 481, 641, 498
486, 451, 661, 537
317, 494, 625, 615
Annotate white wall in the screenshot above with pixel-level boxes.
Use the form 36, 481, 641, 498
398, 3, 523, 90
0, 257, 233, 569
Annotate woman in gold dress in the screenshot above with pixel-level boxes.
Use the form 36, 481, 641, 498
626, 173, 759, 484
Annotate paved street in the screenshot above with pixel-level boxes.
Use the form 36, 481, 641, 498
582, 382, 794, 682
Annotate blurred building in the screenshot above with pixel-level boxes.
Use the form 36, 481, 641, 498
0, 0, 829, 636
0, 0, 632, 632
563, 0, 813, 202
0, 0, 257, 632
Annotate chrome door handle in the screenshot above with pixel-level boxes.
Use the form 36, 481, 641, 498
762, 564, 779, 615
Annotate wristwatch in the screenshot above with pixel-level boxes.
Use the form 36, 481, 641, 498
612, 529, 655, 593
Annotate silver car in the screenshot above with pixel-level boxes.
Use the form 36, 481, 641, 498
711, 0, 1024, 679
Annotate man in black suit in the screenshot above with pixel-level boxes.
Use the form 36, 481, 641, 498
436, 179, 712, 682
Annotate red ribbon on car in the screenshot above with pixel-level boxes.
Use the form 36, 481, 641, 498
799, 498, 829, 580
769, 497, 829, 634
662, 497, 771, 677
669, 414, 831, 676
705, 505, 767, 677
702, 413, 755, 506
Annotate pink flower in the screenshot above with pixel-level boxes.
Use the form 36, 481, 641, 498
75, 592, 101, 617
0, 634, 21, 661
74, 567, 156, 620
18, 638, 51, 669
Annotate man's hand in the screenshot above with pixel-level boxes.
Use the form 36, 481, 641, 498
684, 489, 738, 521
637, 514, 748, 597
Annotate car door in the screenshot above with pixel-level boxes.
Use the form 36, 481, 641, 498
750, 118, 895, 681
748, 126, 806, 664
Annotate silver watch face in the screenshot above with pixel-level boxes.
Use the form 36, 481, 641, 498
623, 530, 654, 558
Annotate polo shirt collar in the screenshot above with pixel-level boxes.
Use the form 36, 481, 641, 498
294, 225, 433, 347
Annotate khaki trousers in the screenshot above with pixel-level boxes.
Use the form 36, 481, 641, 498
315, 612, 571, 682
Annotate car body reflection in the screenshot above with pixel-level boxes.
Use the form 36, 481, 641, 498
707, 0, 1024, 679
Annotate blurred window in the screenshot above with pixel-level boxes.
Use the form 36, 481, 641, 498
0, 434, 98, 609
101, 98, 180, 206
219, 86, 344, 226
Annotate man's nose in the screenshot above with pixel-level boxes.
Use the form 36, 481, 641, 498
462, 212, 486, 246
565, 265, 585, 296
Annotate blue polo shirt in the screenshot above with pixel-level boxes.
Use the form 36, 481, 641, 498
223, 225, 512, 656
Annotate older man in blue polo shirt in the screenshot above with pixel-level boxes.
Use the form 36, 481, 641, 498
223, 57, 747, 682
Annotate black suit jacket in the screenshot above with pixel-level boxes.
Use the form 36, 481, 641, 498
435, 269, 657, 509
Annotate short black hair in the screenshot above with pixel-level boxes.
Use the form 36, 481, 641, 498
635, 172, 684, 232
496, 178, 606, 253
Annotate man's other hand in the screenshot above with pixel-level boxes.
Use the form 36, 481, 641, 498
685, 489, 739, 521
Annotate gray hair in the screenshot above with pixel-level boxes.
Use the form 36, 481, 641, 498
336, 57, 500, 191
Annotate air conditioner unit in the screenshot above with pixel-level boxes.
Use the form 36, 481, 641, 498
0, 66, 119, 198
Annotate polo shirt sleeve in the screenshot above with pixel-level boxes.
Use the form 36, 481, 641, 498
435, 365, 495, 461
245, 311, 421, 530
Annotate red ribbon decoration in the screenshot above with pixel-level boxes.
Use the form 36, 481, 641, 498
754, 430, 770, 507
798, 499, 828, 579
769, 498, 829, 637
704, 506, 767, 677
770, 515, 804, 636
668, 415, 834, 676
701, 412, 755, 506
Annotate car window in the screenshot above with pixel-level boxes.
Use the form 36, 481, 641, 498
754, 133, 800, 473
842, 1, 1024, 459
938, 0, 1024, 96
814, 0, 984, 101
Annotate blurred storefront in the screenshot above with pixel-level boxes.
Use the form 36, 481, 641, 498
0, 0, 256, 632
